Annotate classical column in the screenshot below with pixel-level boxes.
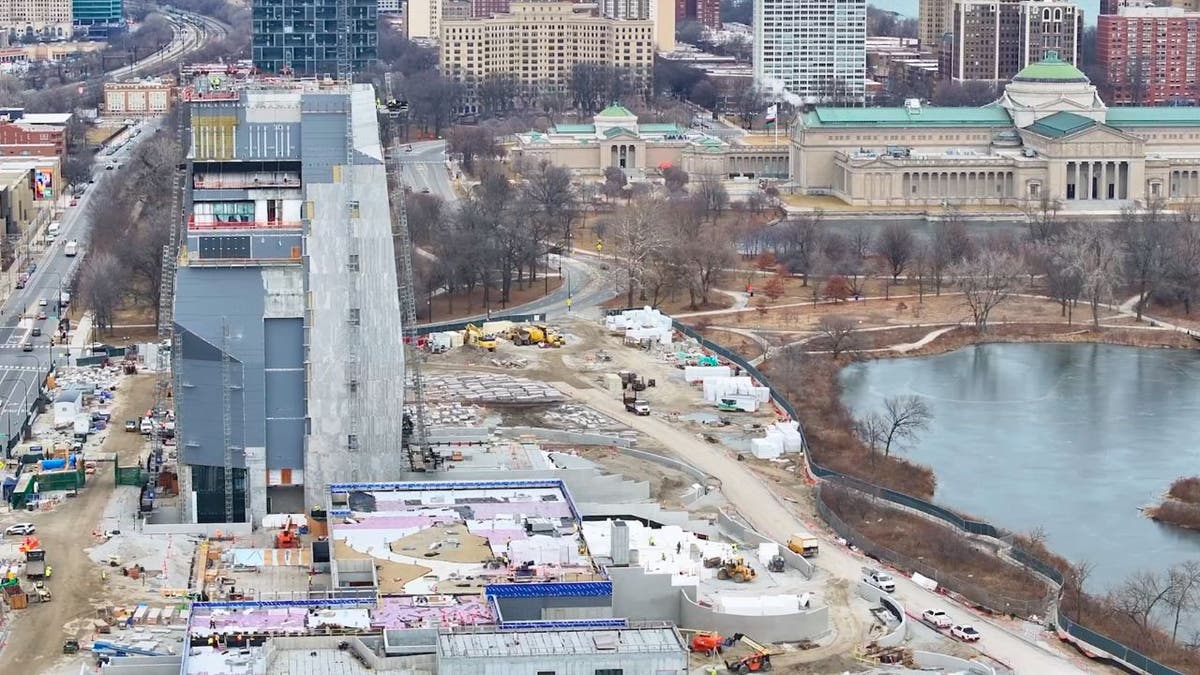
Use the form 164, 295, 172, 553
1082, 162, 1092, 200
1100, 162, 1108, 200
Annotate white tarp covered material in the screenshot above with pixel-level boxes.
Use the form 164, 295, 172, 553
507, 535, 587, 565
307, 609, 372, 630
702, 375, 753, 401
751, 437, 783, 459
481, 320, 515, 336
605, 306, 673, 333
687, 366, 733, 384
756, 542, 780, 565
911, 572, 938, 592
261, 513, 307, 529
751, 421, 803, 455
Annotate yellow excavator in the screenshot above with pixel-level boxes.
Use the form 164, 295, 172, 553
463, 324, 497, 351
507, 324, 564, 347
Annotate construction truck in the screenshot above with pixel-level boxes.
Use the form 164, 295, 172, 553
24, 548, 47, 579
463, 324, 497, 351
508, 324, 565, 347
723, 633, 776, 673
786, 533, 820, 558
275, 516, 300, 548
715, 557, 757, 583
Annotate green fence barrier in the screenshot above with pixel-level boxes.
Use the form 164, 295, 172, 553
668, 314, 1183, 675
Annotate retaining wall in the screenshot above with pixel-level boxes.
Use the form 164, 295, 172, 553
717, 510, 815, 578
678, 585, 829, 643
855, 582, 907, 649
912, 650, 996, 675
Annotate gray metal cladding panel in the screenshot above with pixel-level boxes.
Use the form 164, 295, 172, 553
236, 122, 301, 159
178, 357, 247, 469
264, 370, 305, 417
249, 234, 302, 260
266, 418, 304, 469
191, 189, 250, 202
298, 111, 347, 185
263, 318, 304, 368
198, 235, 251, 259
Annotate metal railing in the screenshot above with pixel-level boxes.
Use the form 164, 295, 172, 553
187, 218, 302, 230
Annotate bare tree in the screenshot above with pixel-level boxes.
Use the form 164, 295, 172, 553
602, 167, 627, 201
1118, 199, 1170, 321
858, 395, 932, 458
1166, 560, 1200, 643
1111, 570, 1172, 636
695, 175, 729, 218
773, 212, 825, 286
854, 413, 888, 457
1023, 195, 1064, 243
78, 251, 123, 334
930, 211, 975, 294
950, 251, 1024, 333
1064, 222, 1123, 329
817, 315, 861, 360
877, 223, 915, 282
608, 197, 669, 307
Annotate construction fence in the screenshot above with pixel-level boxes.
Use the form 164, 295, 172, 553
667, 316, 1184, 675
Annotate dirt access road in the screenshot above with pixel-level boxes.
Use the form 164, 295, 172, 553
557, 381, 1105, 674
3, 374, 156, 670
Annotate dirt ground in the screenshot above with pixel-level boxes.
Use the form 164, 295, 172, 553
3, 374, 158, 670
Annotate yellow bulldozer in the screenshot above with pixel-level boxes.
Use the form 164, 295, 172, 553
715, 557, 757, 583
463, 324, 498, 351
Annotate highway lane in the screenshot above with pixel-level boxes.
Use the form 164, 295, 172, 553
0, 120, 159, 453
107, 8, 230, 80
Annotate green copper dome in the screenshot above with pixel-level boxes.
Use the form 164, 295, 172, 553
1013, 51, 1089, 83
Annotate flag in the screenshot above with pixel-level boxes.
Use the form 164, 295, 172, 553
765, 104, 779, 127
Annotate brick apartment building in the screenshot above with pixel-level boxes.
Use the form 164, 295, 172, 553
942, 0, 1082, 82
676, 0, 718, 29
1098, 5, 1200, 105
0, 118, 66, 159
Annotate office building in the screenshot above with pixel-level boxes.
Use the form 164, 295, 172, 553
1, 0, 73, 39
676, 0, 719, 28
174, 77, 405, 523
919, 0, 951, 49
943, 0, 1082, 82
1098, 5, 1200, 105
71, 0, 122, 24
601, 0, 675, 51
440, 3, 655, 111
753, 0, 867, 104
252, 0, 377, 76
471, 0, 508, 16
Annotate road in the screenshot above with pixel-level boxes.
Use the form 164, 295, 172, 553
106, 8, 230, 80
0, 120, 159, 454
556, 381, 1104, 674
392, 141, 615, 327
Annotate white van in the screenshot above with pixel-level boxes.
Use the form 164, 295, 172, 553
47, 222, 60, 242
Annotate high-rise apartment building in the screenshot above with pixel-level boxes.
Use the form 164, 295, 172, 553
407, 0, 442, 38
753, 0, 867, 104
174, 80, 406, 523
601, 0, 675, 51
1, 0, 73, 39
676, 0, 719, 29
440, 3, 655, 110
252, 0, 377, 76
943, 0, 1082, 82
919, 0, 952, 50
1098, 5, 1200, 105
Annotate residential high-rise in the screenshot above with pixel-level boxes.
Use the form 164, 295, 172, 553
942, 0, 1082, 82
1, 0, 73, 40
407, 0, 442, 38
601, 0, 675, 51
440, 2, 656, 111
1098, 5, 1200, 105
174, 79, 405, 523
676, 0, 719, 29
919, 0, 952, 49
252, 0, 377, 76
753, 0, 867, 104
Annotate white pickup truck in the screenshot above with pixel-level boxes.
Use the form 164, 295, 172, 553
862, 566, 897, 593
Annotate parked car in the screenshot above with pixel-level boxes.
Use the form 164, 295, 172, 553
4, 523, 35, 536
31, 327, 41, 337
951, 624, 981, 642
862, 567, 896, 593
921, 609, 952, 629
124, 419, 138, 432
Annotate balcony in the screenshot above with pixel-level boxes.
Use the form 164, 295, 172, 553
188, 217, 302, 230
193, 172, 301, 189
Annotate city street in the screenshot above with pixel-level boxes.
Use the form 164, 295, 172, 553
0, 121, 159, 453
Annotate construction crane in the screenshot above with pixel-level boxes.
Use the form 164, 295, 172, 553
153, 99, 187, 487
380, 72, 438, 472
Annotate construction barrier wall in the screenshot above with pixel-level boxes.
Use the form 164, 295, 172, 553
666, 317, 1184, 675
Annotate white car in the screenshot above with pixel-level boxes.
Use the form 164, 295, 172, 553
951, 624, 981, 642
921, 609, 952, 629
4, 522, 35, 536
37, 298, 47, 307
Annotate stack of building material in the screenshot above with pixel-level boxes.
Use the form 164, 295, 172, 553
685, 366, 732, 383
701, 375, 751, 400
749, 422, 804, 459
605, 307, 673, 345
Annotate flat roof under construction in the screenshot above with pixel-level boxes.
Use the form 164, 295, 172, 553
437, 624, 685, 659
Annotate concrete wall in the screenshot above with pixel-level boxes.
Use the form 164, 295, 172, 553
94, 656, 181, 675
679, 586, 830, 643
494, 594, 612, 621
438, 648, 686, 675
499, 426, 634, 447
609, 565, 685, 623
856, 582, 907, 649
912, 650, 996, 675
139, 520, 253, 537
